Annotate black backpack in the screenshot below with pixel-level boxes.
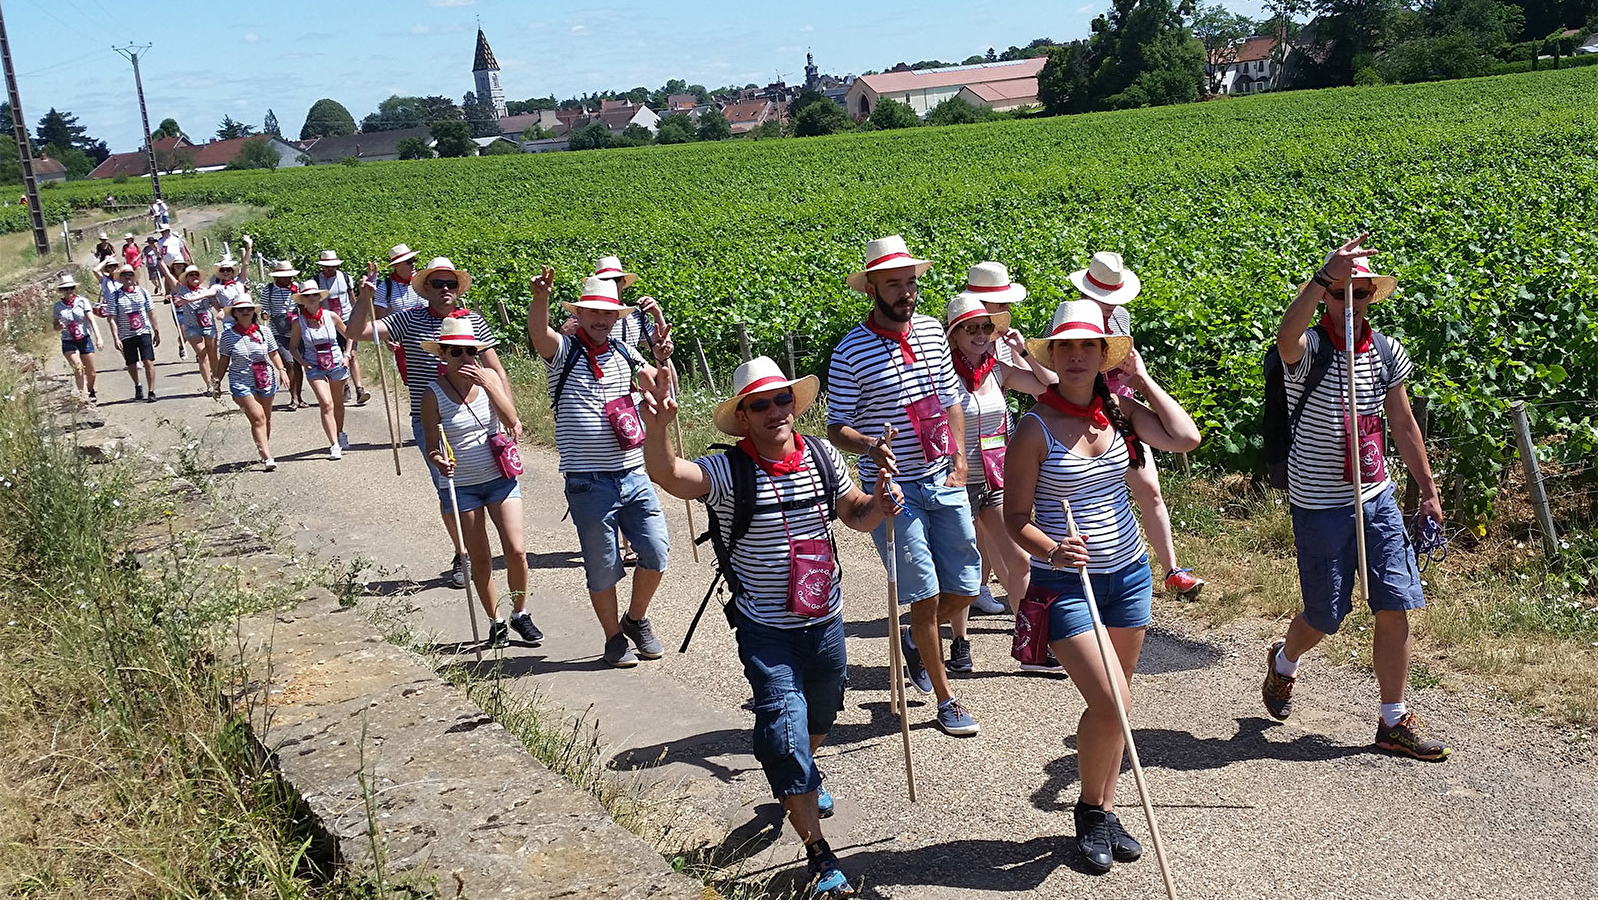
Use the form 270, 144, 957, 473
549, 335, 641, 415
1262, 324, 1394, 490
679, 437, 841, 652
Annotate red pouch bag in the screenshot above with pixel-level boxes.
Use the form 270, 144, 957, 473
488, 432, 523, 479
251, 361, 272, 391
196, 307, 214, 329
66, 321, 86, 341
314, 342, 335, 370
979, 431, 1007, 489
1342, 413, 1388, 484
1011, 583, 1055, 666
127, 310, 146, 332
604, 394, 646, 450
788, 537, 835, 618
905, 394, 953, 461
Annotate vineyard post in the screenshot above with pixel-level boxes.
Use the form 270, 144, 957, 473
202, 236, 210, 254
694, 336, 714, 391
735, 322, 751, 362
1402, 396, 1429, 515
784, 331, 797, 379
1510, 401, 1559, 560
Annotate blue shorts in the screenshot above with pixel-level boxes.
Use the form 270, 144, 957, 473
307, 365, 349, 382
734, 609, 847, 798
411, 417, 445, 490
61, 335, 95, 355
564, 467, 670, 592
1292, 483, 1425, 634
870, 473, 981, 604
229, 383, 276, 399
1032, 554, 1154, 641
183, 324, 217, 342
438, 474, 520, 514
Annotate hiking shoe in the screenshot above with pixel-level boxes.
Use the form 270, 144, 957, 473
805, 840, 855, 897
509, 612, 544, 646
133, 384, 145, 401
1375, 711, 1453, 761
1073, 802, 1115, 874
329, 444, 343, 460
971, 584, 1006, 615
1164, 568, 1205, 600
935, 697, 980, 737
1103, 810, 1142, 862
901, 625, 933, 694
146, 391, 157, 403
603, 633, 638, 668
87, 389, 97, 402
1262, 640, 1295, 721
621, 615, 663, 659
816, 772, 835, 818
1021, 649, 1067, 675
947, 636, 973, 673
487, 619, 509, 649
355, 387, 371, 405
338, 431, 350, 449
448, 554, 467, 589
262, 457, 277, 472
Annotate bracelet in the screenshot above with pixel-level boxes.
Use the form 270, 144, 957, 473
1019, 347, 1029, 358
1312, 268, 1334, 290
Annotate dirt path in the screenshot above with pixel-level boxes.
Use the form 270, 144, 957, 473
54, 313, 1598, 899
71, 206, 236, 272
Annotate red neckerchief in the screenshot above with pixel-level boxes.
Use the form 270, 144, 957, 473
1319, 312, 1373, 352
863, 316, 915, 365
121, 283, 137, 293
1036, 388, 1110, 428
219, 277, 238, 286
300, 305, 324, 326
233, 321, 261, 339
574, 328, 609, 381
392, 271, 412, 285
739, 434, 807, 477
952, 350, 996, 393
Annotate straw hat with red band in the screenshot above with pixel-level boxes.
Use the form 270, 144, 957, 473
846, 234, 932, 293
712, 356, 821, 437
955, 261, 1027, 305
421, 314, 497, 356
295, 279, 328, 299
388, 243, 418, 267
316, 249, 344, 268
945, 294, 1011, 335
413, 257, 473, 295
269, 260, 300, 279
1026, 299, 1133, 371
1070, 251, 1142, 306
593, 255, 638, 289
561, 275, 636, 316
1312, 260, 1397, 304
224, 295, 260, 317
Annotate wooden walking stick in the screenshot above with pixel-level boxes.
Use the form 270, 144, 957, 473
1061, 500, 1176, 899
880, 424, 917, 802
364, 262, 402, 476
1344, 280, 1369, 603
440, 425, 484, 664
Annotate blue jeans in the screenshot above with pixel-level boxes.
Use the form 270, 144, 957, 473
734, 609, 847, 798
564, 468, 670, 592
1292, 484, 1425, 634
870, 473, 981, 604
1031, 554, 1154, 641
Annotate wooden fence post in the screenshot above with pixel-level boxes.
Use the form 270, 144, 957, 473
1510, 400, 1559, 560
1402, 396, 1429, 516
735, 323, 751, 363
784, 331, 798, 379
694, 336, 715, 391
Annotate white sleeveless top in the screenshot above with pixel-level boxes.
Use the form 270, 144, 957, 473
1024, 411, 1146, 574
430, 380, 502, 488
297, 312, 346, 371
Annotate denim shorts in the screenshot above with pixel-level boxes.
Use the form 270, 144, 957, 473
734, 609, 847, 798
61, 335, 95, 355
438, 474, 520, 514
229, 382, 275, 399
565, 467, 670, 592
870, 473, 982, 604
307, 365, 349, 382
182, 324, 216, 342
411, 417, 445, 491
1030, 553, 1154, 641
1292, 483, 1425, 634
966, 481, 1003, 512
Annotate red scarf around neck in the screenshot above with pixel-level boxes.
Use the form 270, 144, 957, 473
738, 434, 808, 477
1319, 312, 1373, 352
300, 305, 324, 327
1036, 388, 1110, 428
392, 271, 412, 286
952, 350, 996, 393
863, 316, 915, 365
574, 328, 609, 381
233, 321, 261, 339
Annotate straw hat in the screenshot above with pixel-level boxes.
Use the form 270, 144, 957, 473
420, 314, 496, 356
123, 232, 134, 240
388, 243, 418, 266
1026, 299, 1133, 372
413, 257, 472, 295
593, 255, 638, 289
316, 249, 344, 268
846, 235, 932, 293
269, 260, 299, 278
1070, 251, 1142, 306
215, 256, 239, 272
712, 356, 821, 437
295, 279, 328, 299
55, 274, 77, 290
96, 257, 120, 273
225, 296, 260, 317
1332, 260, 1397, 304
945, 294, 1011, 334
180, 264, 202, 278
955, 261, 1027, 305
98, 231, 108, 240
115, 263, 136, 276
561, 275, 635, 315
158, 223, 172, 233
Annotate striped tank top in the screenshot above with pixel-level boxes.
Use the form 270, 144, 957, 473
430, 381, 503, 488
1023, 411, 1145, 574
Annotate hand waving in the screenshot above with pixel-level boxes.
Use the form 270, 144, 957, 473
1320, 233, 1379, 285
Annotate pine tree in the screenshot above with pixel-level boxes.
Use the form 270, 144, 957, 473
263, 109, 281, 137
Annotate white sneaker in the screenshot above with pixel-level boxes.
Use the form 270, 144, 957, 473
971, 584, 1007, 615
329, 444, 343, 460
262, 457, 277, 471
337, 431, 350, 450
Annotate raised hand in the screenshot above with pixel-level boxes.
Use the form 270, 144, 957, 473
529, 266, 555, 304
1320, 233, 1379, 284
650, 319, 674, 361
640, 373, 678, 427
359, 261, 378, 298
1000, 327, 1027, 356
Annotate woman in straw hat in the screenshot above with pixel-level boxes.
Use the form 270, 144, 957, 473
263, 259, 308, 410
314, 249, 369, 406
217, 295, 291, 471
142, 238, 164, 296
1003, 299, 1200, 873
52, 274, 104, 401
288, 280, 353, 459
160, 262, 225, 398
421, 316, 541, 651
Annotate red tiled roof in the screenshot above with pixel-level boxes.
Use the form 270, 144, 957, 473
667, 93, 698, 110
88, 151, 148, 179
1235, 36, 1277, 63
857, 57, 1045, 95
721, 99, 772, 125
960, 80, 1036, 103
88, 135, 280, 178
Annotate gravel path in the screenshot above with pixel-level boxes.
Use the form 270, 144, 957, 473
56, 292, 1598, 899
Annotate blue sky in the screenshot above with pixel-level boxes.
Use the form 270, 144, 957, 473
11, 0, 1265, 153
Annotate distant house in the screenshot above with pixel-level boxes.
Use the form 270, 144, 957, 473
301, 127, 435, 164
666, 93, 700, 110
471, 135, 518, 152
844, 58, 1047, 120
88, 134, 304, 178
1215, 36, 1279, 95
497, 110, 561, 136
33, 156, 67, 183
595, 102, 660, 134
721, 99, 779, 134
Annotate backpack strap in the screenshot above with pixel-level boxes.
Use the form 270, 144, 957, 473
1288, 324, 1336, 438
549, 334, 587, 416
1370, 331, 1397, 396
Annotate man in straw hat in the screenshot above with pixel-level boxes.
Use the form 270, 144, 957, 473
351, 257, 516, 589
587, 255, 675, 362
372, 243, 427, 319
641, 356, 900, 898
1263, 233, 1450, 760
263, 260, 309, 410
526, 267, 670, 668
827, 235, 984, 737
104, 263, 162, 402
157, 223, 191, 276
314, 249, 371, 405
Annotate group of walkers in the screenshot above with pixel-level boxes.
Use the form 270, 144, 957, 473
55, 219, 1455, 896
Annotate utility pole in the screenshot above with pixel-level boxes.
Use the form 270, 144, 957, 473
113, 43, 160, 201
0, 1, 51, 257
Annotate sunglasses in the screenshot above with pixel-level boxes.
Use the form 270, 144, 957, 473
742, 392, 796, 414
428, 279, 459, 291
961, 322, 996, 335
445, 346, 480, 358
1350, 288, 1373, 300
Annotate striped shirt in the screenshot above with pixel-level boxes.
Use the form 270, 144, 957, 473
826, 314, 960, 483
218, 325, 280, 391
315, 270, 355, 318
613, 307, 656, 353
172, 285, 221, 332
375, 277, 425, 317
954, 358, 1010, 486
546, 334, 645, 473
432, 381, 503, 488
261, 282, 300, 321
696, 438, 856, 628
54, 296, 95, 341
210, 278, 251, 313
386, 308, 496, 419
1284, 326, 1413, 509
1022, 411, 1146, 575
296, 312, 345, 372
105, 287, 156, 340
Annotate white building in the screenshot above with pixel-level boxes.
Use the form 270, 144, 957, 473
473, 28, 507, 118
1214, 36, 1279, 95
843, 58, 1046, 120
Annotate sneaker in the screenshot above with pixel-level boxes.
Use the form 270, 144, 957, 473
816, 772, 835, 818
448, 554, 467, 589
1374, 711, 1453, 761
1164, 567, 1205, 600
355, 387, 371, 405
970, 584, 1006, 615
329, 444, 343, 460
87, 389, 97, 401
805, 840, 855, 897
338, 431, 350, 449
1020, 649, 1067, 675
947, 636, 973, 674
1262, 640, 1295, 721
146, 391, 156, 403
262, 457, 277, 472
343, 383, 352, 401
935, 697, 980, 737
1073, 802, 1115, 874
487, 619, 509, 649
603, 633, 638, 668
621, 615, 663, 659
133, 385, 145, 401
509, 612, 544, 645
1103, 810, 1143, 862
901, 626, 933, 694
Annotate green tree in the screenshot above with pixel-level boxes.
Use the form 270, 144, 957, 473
794, 100, 850, 136
462, 91, 502, 138
300, 99, 357, 139
654, 113, 697, 144
1091, 0, 1207, 109
519, 124, 557, 141
868, 98, 920, 129
1300, 0, 1403, 87
215, 115, 255, 140
479, 139, 519, 155
1193, 3, 1258, 93
1260, 0, 1309, 89
41, 144, 93, 179
1038, 42, 1096, 114
614, 123, 654, 147
263, 109, 281, 137
927, 96, 998, 125
151, 117, 182, 141
568, 121, 614, 151
227, 137, 280, 170
747, 120, 783, 140
696, 108, 732, 141
396, 136, 434, 160
35, 108, 85, 151
430, 119, 473, 157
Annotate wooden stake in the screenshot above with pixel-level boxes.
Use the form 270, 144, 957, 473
440, 425, 484, 663
881, 424, 916, 802
1512, 400, 1559, 559
735, 322, 751, 362
695, 336, 714, 390
784, 331, 797, 379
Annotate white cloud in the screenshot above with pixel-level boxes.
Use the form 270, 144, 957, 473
1076, 4, 1095, 11
243, 31, 259, 43
571, 24, 587, 34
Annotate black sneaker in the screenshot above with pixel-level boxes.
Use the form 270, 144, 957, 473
87, 389, 97, 402
603, 633, 638, 668
133, 384, 145, 401
1374, 711, 1453, 761
1073, 802, 1115, 874
621, 614, 663, 659
487, 619, 509, 649
509, 612, 544, 645
448, 554, 467, 589
805, 839, 855, 897
146, 391, 157, 403
947, 636, 973, 674
1103, 810, 1142, 862
1262, 640, 1295, 721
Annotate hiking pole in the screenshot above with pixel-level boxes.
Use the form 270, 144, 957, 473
440, 424, 484, 664
1061, 499, 1176, 900
1345, 280, 1369, 604
365, 264, 402, 476
667, 361, 700, 562
880, 424, 917, 802
167, 294, 187, 359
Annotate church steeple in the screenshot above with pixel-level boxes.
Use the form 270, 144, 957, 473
472, 27, 507, 118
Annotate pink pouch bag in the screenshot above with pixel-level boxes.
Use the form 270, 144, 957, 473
314, 342, 335, 371
127, 310, 146, 332
787, 537, 835, 618
195, 307, 214, 329
604, 394, 646, 450
1343, 413, 1388, 484
1011, 583, 1055, 666
250, 361, 272, 391
488, 432, 523, 479
66, 321, 87, 341
905, 394, 953, 461
979, 431, 1007, 489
